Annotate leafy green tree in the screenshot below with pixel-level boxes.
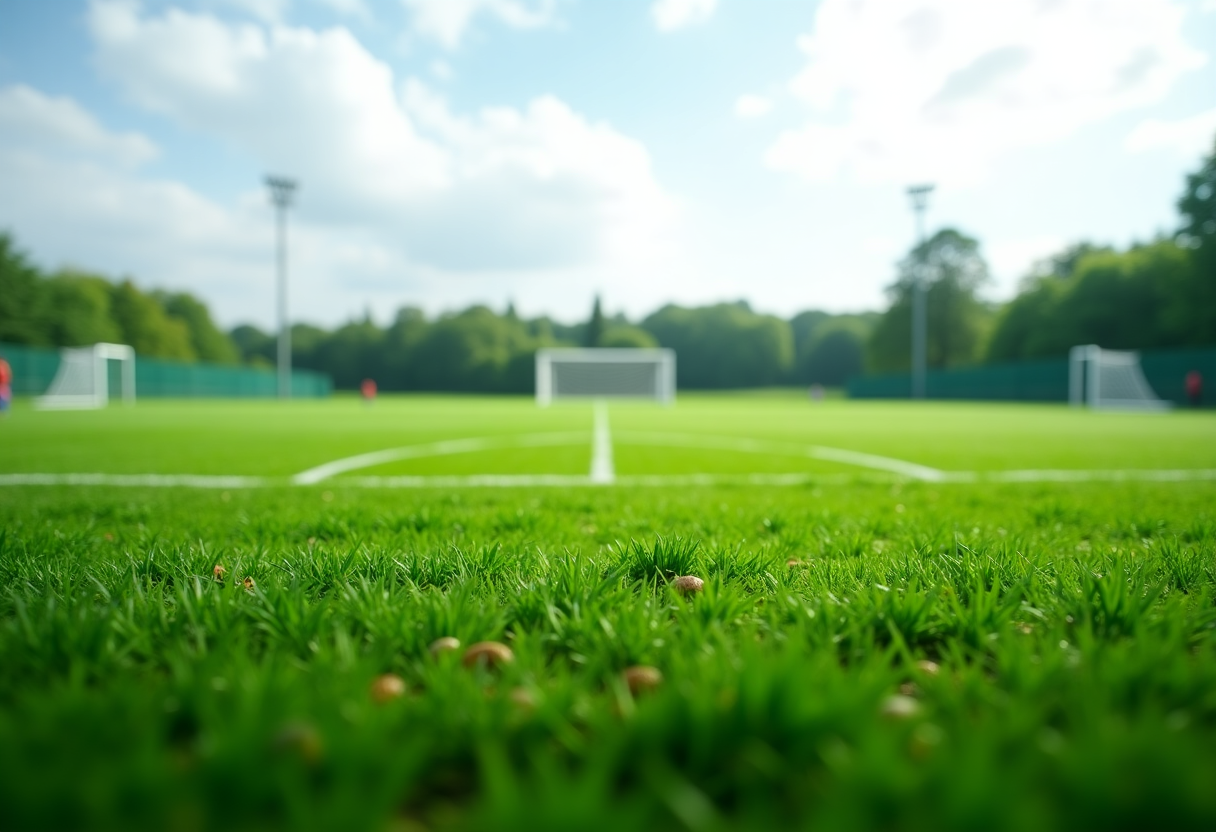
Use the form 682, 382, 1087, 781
155, 291, 239, 364
1174, 135, 1216, 344
798, 324, 866, 386
642, 302, 794, 388
229, 325, 275, 366
312, 318, 384, 390
110, 279, 196, 360
45, 271, 124, 347
290, 323, 330, 371
986, 240, 1195, 360
868, 229, 991, 372
410, 306, 539, 392
600, 325, 658, 348
0, 232, 49, 345
584, 295, 605, 348
789, 310, 831, 361
378, 307, 429, 390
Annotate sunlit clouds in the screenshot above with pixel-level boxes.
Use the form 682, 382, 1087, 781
0, 1, 678, 324
400, 0, 558, 48
767, 0, 1206, 185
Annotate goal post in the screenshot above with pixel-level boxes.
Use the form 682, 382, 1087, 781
35, 343, 136, 410
536, 348, 675, 406
1068, 344, 1169, 411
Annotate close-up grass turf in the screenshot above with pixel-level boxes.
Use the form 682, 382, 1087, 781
1, 395, 1214, 831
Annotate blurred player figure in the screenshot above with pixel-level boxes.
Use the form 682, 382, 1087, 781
361, 378, 377, 406
1186, 370, 1202, 407
0, 354, 11, 416
808, 383, 824, 403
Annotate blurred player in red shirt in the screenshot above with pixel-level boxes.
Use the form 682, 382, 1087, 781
1186, 370, 1202, 407
0, 355, 12, 415
361, 378, 377, 405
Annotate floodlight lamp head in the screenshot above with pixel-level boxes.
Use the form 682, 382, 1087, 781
265, 176, 298, 208
906, 184, 934, 211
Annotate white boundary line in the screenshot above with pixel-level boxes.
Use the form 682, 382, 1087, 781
613, 431, 946, 481
2, 469, 1215, 489
0, 473, 268, 488
590, 401, 615, 484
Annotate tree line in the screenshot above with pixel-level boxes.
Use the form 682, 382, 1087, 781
0, 237, 238, 364
2, 138, 1212, 390
865, 137, 1215, 371
0, 234, 875, 391
230, 300, 876, 392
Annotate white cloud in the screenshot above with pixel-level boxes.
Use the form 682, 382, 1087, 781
312, 0, 372, 18
734, 94, 771, 119
213, 0, 290, 24
1126, 107, 1216, 157
766, 0, 1207, 186
400, 0, 556, 48
0, 2, 679, 325
0, 84, 159, 168
651, 0, 716, 32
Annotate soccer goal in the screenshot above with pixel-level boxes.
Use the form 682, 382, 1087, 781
35, 343, 136, 410
1068, 344, 1169, 411
536, 348, 676, 406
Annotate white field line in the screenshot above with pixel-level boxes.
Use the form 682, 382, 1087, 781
590, 400, 615, 484
980, 469, 1216, 483
0, 473, 268, 488
613, 431, 946, 481
291, 432, 589, 485
345, 474, 595, 488
3, 469, 1216, 489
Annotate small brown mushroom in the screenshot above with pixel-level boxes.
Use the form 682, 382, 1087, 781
672, 575, 704, 596
369, 673, 406, 704
463, 641, 515, 668
429, 636, 461, 656
880, 694, 920, 719
622, 665, 663, 696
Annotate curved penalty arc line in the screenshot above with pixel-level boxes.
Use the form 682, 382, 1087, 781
291, 431, 591, 485
611, 431, 947, 482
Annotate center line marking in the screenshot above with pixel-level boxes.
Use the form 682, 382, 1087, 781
590, 400, 615, 484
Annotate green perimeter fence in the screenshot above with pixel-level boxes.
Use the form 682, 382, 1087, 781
847, 345, 1216, 407
0, 342, 331, 398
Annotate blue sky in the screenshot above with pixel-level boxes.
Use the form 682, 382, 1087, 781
1, 0, 1214, 329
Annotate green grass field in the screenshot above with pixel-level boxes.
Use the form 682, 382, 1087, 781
1, 394, 1215, 831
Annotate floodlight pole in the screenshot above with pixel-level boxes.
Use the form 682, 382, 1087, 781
907, 184, 934, 400
266, 176, 297, 399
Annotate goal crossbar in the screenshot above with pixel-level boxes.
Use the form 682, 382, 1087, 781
536, 348, 675, 406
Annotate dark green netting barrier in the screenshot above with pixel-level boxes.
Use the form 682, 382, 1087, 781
0, 342, 331, 398
847, 346, 1216, 407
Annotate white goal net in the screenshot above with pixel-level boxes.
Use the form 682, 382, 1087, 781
1068, 344, 1168, 411
36, 343, 136, 410
536, 348, 675, 406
